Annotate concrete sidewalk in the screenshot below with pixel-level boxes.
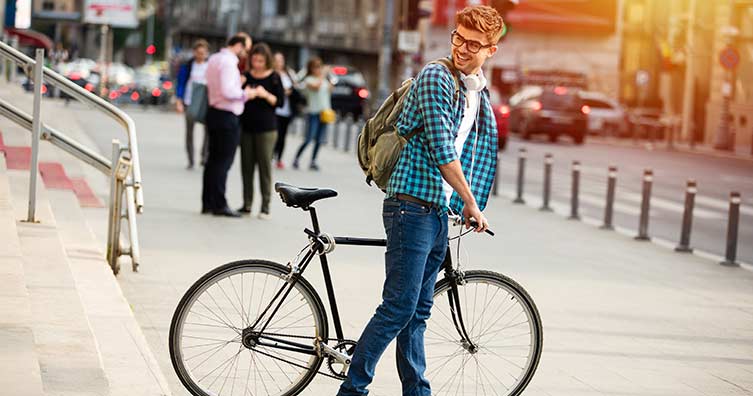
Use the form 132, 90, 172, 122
49, 101, 753, 396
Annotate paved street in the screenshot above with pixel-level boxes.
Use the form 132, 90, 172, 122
57, 101, 753, 396
497, 137, 753, 265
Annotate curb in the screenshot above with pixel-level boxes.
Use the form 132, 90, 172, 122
588, 137, 753, 164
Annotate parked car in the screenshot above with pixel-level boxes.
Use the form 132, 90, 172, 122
508, 85, 588, 144
328, 66, 370, 120
579, 91, 628, 137
133, 65, 174, 106
490, 89, 510, 150
55, 58, 100, 97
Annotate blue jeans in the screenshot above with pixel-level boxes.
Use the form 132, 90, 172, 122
294, 113, 327, 165
337, 197, 448, 396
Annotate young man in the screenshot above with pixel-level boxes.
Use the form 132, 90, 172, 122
176, 39, 210, 169
337, 5, 502, 396
202, 32, 255, 217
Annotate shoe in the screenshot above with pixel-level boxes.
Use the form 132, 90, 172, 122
309, 163, 319, 171
187, 163, 194, 170
201, 208, 211, 215
258, 211, 271, 220
275, 161, 285, 170
212, 207, 242, 218
238, 207, 252, 214
292, 160, 299, 169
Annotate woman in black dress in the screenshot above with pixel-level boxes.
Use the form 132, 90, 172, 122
239, 43, 284, 218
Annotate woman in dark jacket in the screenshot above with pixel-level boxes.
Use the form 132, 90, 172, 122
239, 43, 285, 218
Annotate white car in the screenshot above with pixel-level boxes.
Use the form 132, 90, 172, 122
579, 91, 628, 137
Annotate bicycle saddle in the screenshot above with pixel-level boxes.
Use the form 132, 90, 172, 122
275, 182, 338, 209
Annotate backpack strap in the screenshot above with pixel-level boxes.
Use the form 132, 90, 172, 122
431, 57, 461, 102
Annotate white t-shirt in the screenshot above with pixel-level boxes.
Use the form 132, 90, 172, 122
184, 60, 209, 106
276, 71, 293, 117
442, 72, 483, 205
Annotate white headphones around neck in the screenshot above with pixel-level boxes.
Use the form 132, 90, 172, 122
460, 72, 487, 92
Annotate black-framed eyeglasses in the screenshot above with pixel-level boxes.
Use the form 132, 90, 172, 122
451, 30, 494, 54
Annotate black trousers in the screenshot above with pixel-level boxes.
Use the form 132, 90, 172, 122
274, 115, 292, 162
202, 107, 240, 211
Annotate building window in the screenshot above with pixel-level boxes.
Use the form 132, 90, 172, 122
42, 0, 55, 11
277, 0, 288, 15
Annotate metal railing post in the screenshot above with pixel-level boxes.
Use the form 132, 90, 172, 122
635, 169, 653, 241
601, 166, 617, 230
9, 36, 19, 82
26, 49, 45, 223
720, 192, 741, 267
541, 153, 553, 211
0, 33, 7, 81
675, 179, 696, 253
569, 160, 581, 220
107, 140, 123, 274
513, 147, 526, 204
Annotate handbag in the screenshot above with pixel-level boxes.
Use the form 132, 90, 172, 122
320, 108, 336, 124
187, 82, 208, 123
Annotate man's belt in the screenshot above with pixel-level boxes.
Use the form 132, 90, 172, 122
396, 193, 436, 208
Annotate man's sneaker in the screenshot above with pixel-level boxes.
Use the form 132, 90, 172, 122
292, 160, 300, 169
309, 163, 319, 171
258, 211, 271, 220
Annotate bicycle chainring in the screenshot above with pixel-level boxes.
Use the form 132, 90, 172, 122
326, 340, 357, 380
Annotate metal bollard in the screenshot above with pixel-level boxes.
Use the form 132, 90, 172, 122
513, 147, 527, 204
635, 169, 653, 241
601, 166, 617, 230
26, 49, 45, 223
332, 119, 341, 149
720, 192, 741, 267
541, 153, 553, 211
492, 151, 500, 196
343, 115, 354, 152
675, 180, 697, 253
569, 160, 581, 220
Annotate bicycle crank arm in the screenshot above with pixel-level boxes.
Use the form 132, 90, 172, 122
320, 342, 352, 366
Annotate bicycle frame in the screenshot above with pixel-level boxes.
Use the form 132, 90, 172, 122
246, 206, 477, 359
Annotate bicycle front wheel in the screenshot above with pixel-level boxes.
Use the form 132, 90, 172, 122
169, 260, 328, 396
426, 270, 543, 396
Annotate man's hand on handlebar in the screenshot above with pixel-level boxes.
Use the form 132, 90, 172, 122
462, 204, 489, 234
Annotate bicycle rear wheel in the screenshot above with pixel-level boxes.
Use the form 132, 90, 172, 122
169, 260, 328, 396
427, 270, 543, 396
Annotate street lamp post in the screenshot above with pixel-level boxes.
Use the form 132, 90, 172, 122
377, 0, 396, 103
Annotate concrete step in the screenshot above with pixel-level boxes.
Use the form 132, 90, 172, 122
47, 188, 172, 396
7, 168, 110, 396
0, 153, 45, 396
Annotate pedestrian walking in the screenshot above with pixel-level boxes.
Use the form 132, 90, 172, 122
238, 43, 284, 219
273, 51, 295, 169
176, 39, 210, 169
292, 57, 333, 171
337, 5, 501, 396
201, 32, 255, 218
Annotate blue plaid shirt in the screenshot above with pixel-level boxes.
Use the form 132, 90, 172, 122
386, 60, 498, 215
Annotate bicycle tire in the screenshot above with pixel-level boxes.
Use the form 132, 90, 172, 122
169, 259, 329, 396
426, 270, 543, 396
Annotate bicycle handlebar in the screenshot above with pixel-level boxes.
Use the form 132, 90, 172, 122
469, 220, 495, 236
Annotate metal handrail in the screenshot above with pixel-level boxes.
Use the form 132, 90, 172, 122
0, 99, 111, 174
0, 40, 144, 212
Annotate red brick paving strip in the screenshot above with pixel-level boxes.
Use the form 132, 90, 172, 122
71, 177, 104, 208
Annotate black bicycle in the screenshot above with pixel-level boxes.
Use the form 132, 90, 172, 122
169, 182, 543, 396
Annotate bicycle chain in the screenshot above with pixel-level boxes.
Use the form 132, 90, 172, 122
251, 331, 358, 381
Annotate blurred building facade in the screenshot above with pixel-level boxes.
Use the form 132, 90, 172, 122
169, 0, 388, 92
425, 0, 623, 101
621, 0, 753, 150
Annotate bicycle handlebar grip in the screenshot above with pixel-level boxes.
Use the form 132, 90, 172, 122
469, 220, 495, 236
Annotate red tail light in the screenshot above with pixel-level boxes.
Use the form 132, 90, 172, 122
108, 91, 120, 100
69, 72, 81, 81
357, 88, 369, 99
162, 81, 173, 90
151, 88, 162, 97
529, 100, 542, 111
84, 83, 94, 92
499, 105, 511, 118
131, 91, 140, 101
41, 85, 48, 94
581, 105, 591, 115
332, 66, 348, 75
554, 86, 568, 95
119, 85, 129, 93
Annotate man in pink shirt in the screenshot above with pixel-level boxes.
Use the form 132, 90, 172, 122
202, 33, 255, 217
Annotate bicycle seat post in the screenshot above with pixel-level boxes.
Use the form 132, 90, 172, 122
307, 206, 321, 234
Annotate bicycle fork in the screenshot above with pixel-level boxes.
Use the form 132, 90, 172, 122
441, 250, 479, 354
